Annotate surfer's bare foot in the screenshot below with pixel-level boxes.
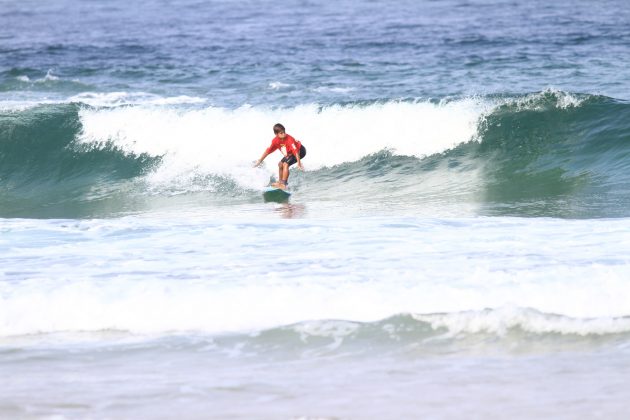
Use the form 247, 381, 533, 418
271, 182, 287, 190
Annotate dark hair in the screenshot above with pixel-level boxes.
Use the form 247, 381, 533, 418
273, 123, 285, 134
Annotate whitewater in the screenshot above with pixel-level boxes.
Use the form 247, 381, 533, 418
2, 0, 630, 418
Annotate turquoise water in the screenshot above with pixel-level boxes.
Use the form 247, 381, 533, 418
2, 0, 630, 418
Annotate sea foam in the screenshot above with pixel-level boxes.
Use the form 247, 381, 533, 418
77, 99, 491, 190
2, 217, 630, 338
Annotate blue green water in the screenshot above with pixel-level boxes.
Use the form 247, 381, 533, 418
2, 1, 630, 419
3, 0, 630, 105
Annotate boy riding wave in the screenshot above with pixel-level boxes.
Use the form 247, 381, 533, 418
254, 123, 306, 190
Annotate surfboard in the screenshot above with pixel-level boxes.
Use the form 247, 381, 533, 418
262, 186, 291, 202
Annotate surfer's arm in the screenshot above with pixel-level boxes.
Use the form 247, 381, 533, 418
254, 143, 277, 167
255, 139, 280, 167
254, 150, 270, 167
290, 143, 303, 169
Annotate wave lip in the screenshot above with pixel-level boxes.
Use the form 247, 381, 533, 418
413, 307, 630, 336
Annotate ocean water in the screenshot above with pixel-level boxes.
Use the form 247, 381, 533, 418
2, 0, 630, 418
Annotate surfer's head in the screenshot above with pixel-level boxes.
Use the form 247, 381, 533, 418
273, 123, 286, 136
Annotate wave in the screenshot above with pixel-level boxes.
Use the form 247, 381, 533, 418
1, 90, 629, 217
308, 91, 630, 217
0, 68, 93, 93
213, 310, 630, 356
473, 91, 630, 198
0, 103, 158, 217
3, 309, 630, 355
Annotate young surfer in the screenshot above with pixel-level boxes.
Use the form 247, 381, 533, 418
254, 123, 306, 189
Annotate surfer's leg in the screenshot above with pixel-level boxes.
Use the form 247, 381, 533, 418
281, 155, 297, 184
272, 158, 290, 189
281, 162, 290, 184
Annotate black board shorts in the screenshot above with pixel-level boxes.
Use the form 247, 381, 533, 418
281, 145, 306, 166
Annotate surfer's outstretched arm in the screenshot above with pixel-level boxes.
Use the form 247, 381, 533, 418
254, 150, 270, 167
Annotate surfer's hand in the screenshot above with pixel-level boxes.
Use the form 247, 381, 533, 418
253, 160, 261, 168
297, 162, 304, 170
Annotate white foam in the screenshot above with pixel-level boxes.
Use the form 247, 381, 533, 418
508, 88, 586, 110
69, 92, 207, 107
269, 81, 292, 90
414, 307, 630, 336
2, 266, 630, 338
0, 92, 207, 111
312, 86, 356, 94
37, 69, 59, 82
2, 217, 630, 338
77, 99, 492, 190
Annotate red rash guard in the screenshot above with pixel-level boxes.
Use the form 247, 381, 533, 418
265, 134, 302, 157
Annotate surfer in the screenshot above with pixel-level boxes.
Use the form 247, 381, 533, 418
254, 123, 306, 189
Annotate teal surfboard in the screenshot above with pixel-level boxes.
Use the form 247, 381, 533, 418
262, 186, 291, 202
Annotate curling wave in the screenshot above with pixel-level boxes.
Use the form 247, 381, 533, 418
0, 90, 629, 217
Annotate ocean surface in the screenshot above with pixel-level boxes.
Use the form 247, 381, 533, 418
2, 0, 630, 418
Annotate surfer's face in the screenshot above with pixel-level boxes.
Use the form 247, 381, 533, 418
277, 131, 286, 140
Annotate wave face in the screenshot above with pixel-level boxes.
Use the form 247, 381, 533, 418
0, 104, 158, 217
471, 92, 630, 217
1, 91, 629, 218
